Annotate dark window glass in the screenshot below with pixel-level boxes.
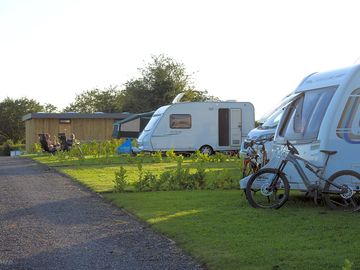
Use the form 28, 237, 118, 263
279, 86, 337, 141
170, 114, 191, 129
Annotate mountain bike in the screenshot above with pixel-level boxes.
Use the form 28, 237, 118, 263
242, 139, 269, 178
245, 140, 360, 210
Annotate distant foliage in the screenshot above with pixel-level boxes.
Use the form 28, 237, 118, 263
0, 140, 25, 156
62, 55, 217, 115
121, 54, 217, 113
0, 97, 57, 144
63, 86, 124, 113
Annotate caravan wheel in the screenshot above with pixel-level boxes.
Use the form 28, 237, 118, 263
199, 145, 214, 155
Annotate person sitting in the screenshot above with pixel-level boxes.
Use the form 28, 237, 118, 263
66, 133, 78, 150
39, 133, 57, 154
58, 133, 69, 151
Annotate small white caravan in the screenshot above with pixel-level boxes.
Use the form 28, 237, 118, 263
240, 64, 360, 190
137, 101, 255, 154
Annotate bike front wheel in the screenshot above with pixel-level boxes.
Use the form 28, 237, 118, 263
323, 170, 360, 211
245, 168, 290, 209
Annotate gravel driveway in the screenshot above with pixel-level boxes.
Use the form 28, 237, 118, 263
0, 157, 203, 270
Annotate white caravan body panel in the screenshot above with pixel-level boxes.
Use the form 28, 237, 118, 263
138, 101, 254, 152
240, 65, 360, 190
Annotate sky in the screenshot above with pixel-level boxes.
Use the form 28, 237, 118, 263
1, 0, 360, 119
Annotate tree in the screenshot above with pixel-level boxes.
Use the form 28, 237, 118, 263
63, 86, 124, 113
121, 55, 216, 113
0, 97, 47, 143
181, 90, 220, 102
43, 103, 58, 113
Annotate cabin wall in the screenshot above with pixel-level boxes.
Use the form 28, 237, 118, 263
25, 118, 117, 152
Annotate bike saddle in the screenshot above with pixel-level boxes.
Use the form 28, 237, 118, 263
320, 150, 337, 155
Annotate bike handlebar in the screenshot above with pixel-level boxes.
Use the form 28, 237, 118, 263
250, 138, 268, 146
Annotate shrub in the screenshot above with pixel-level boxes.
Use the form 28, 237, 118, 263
192, 162, 207, 189
33, 143, 42, 154
165, 148, 177, 161
135, 170, 158, 191
1, 140, 12, 156
114, 166, 128, 192
191, 150, 211, 162
0, 140, 25, 156
157, 171, 172, 191
210, 152, 227, 162
151, 151, 163, 163
342, 259, 353, 270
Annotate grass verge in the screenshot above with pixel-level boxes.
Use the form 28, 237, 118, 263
105, 191, 360, 270
28, 154, 360, 270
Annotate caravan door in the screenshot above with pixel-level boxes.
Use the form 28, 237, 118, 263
230, 109, 242, 146
218, 108, 242, 147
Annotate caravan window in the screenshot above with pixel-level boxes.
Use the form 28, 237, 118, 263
262, 108, 285, 129
336, 88, 360, 143
279, 85, 337, 141
170, 114, 191, 129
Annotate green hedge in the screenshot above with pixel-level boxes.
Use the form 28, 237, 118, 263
0, 141, 25, 156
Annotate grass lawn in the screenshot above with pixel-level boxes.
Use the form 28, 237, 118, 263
105, 191, 360, 270
29, 154, 360, 270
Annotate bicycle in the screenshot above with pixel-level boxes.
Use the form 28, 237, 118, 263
245, 140, 360, 210
242, 139, 269, 178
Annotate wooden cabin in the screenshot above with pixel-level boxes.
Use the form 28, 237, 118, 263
22, 112, 131, 152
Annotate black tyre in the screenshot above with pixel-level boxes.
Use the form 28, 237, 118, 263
245, 168, 290, 209
199, 145, 214, 155
323, 170, 360, 211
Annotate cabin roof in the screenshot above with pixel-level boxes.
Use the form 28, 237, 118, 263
22, 112, 132, 121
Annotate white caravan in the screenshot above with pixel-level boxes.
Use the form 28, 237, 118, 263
137, 101, 255, 154
240, 92, 298, 158
240, 64, 360, 190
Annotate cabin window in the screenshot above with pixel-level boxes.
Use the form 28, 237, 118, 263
170, 114, 191, 129
279, 85, 337, 141
59, 119, 71, 124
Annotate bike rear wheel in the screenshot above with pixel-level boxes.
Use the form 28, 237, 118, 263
323, 170, 360, 211
245, 168, 290, 209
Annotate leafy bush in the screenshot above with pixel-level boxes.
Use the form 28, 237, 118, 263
32, 143, 42, 153
210, 152, 228, 162
165, 148, 177, 161
157, 171, 172, 191
0, 140, 25, 156
192, 162, 207, 189
114, 166, 128, 192
151, 151, 163, 163
205, 169, 239, 190
342, 259, 353, 270
190, 150, 211, 162
135, 170, 158, 191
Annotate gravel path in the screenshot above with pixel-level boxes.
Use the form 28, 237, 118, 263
0, 157, 203, 270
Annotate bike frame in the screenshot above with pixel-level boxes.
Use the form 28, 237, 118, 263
276, 150, 330, 190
